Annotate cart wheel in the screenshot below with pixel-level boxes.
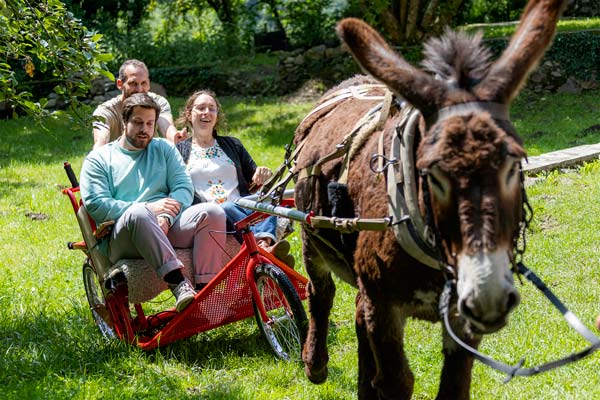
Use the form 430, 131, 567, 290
253, 263, 307, 361
82, 261, 116, 339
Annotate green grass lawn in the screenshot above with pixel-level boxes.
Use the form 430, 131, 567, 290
462, 17, 600, 38
0, 90, 599, 399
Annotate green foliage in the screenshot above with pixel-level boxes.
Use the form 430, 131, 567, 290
0, 0, 113, 120
150, 65, 230, 97
546, 31, 600, 80
456, 0, 527, 24
94, 1, 251, 71
478, 30, 600, 83
64, 0, 151, 31
277, 0, 338, 48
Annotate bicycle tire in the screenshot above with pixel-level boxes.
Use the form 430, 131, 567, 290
82, 260, 117, 339
253, 263, 307, 361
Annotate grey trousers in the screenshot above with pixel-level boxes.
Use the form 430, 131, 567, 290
107, 202, 226, 285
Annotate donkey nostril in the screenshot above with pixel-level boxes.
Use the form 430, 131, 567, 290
506, 291, 520, 312
459, 298, 480, 321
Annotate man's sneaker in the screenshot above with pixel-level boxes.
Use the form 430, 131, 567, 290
169, 278, 196, 312
261, 239, 295, 268
268, 240, 291, 259
279, 253, 296, 269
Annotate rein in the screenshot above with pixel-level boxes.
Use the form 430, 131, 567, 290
417, 132, 600, 380
439, 262, 600, 383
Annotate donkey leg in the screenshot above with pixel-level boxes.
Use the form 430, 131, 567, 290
360, 293, 414, 399
301, 233, 337, 384
436, 321, 481, 400
355, 293, 378, 399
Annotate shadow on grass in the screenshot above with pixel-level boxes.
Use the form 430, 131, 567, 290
0, 179, 46, 200
155, 323, 274, 363
0, 304, 262, 398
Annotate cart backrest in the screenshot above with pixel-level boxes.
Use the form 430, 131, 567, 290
76, 204, 113, 282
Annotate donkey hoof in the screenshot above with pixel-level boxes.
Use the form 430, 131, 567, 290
305, 365, 328, 384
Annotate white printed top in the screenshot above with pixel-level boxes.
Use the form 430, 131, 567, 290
187, 141, 240, 203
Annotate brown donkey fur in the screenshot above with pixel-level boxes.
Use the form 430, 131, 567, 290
293, 0, 568, 398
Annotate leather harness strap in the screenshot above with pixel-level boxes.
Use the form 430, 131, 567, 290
387, 106, 441, 269
298, 84, 388, 128
296, 85, 392, 184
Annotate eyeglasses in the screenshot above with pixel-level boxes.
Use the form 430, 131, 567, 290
192, 105, 218, 113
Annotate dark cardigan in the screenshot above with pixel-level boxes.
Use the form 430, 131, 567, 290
176, 135, 257, 202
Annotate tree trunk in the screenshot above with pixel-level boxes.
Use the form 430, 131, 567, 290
354, 0, 464, 45
205, 0, 236, 25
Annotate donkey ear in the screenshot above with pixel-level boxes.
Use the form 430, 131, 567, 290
475, 0, 568, 103
336, 18, 447, 116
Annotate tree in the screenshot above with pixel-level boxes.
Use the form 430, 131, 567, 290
0, 0, 112, 119
159, 0, 242, 30
347, 0, 464, 45
64, 0, 150, 32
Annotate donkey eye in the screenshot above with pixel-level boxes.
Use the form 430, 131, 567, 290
428, 167, 450, 200
500, 159, 520, 188
505, 161, 519, 185
429, 174, 443, 190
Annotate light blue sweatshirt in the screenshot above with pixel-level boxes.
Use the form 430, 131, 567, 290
80, 138, 193, 225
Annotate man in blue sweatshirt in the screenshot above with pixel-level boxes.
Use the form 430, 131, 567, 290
80, 93, 226, 312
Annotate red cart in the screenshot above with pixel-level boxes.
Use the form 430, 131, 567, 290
62, 162, 308, 359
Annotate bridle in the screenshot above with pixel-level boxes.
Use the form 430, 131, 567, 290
418, 105, 600, 382
418, 162, 532, 278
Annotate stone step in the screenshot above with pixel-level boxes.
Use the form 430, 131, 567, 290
523, 143, 600, 174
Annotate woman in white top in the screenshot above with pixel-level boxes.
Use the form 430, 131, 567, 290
175, 90, 294, 267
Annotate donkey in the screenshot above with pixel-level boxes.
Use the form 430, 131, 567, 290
292, 0, 567, 398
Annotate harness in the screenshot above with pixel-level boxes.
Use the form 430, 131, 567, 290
384, 106, 439, 268
258, 84, 395, 232
249, 88, 600, 380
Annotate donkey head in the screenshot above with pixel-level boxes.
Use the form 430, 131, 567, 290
337, 0, 566, 333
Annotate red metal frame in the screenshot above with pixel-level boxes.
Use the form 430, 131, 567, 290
62, 186, 308, 350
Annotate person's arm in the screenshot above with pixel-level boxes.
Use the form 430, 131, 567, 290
80, 153, 133, 223
156, 114, 177, 142
153, 93, 187, 144
92, 125, 110, 150
164, 141, 194, 209
91, 108, 113, 149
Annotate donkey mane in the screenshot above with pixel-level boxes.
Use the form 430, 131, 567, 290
419, 116, 517, 175
421, 29, 492, 91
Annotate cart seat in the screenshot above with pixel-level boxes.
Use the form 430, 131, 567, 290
75, 202, 240, 304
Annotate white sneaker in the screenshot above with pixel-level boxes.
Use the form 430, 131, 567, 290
169, 278, 196, 312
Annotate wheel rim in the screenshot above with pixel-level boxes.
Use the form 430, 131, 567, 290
83, 263, 116, 339
256, 275, 302, 361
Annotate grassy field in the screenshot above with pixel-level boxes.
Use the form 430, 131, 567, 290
1, 89, 600, 399
462, 17, 600, 38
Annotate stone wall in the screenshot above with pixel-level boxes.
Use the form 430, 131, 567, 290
75, 78, 169, 108
528, 60, 599, 94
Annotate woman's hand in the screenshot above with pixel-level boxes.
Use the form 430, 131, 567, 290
250, 166, 273, 189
